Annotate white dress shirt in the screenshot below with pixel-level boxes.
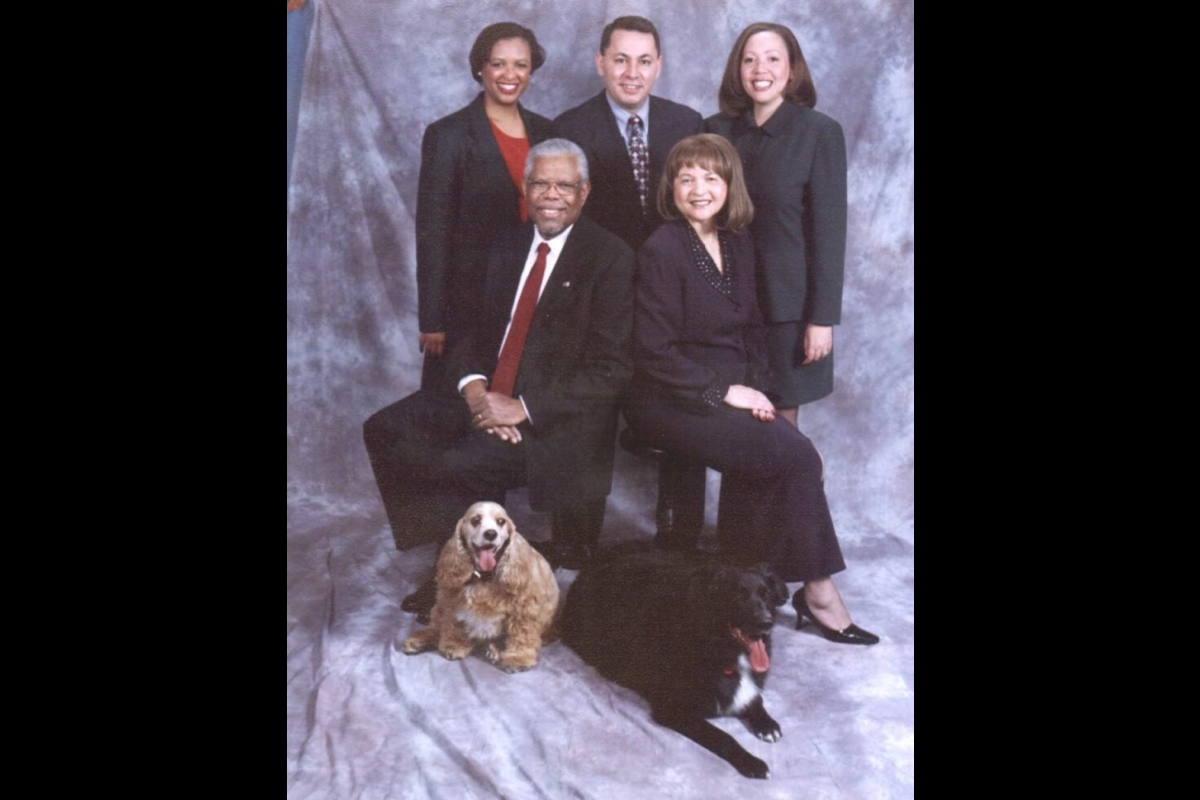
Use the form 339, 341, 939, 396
605, 93, 650, 152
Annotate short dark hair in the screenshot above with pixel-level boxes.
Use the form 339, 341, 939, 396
718, 22, 817, 117
599, 16, 660, 56
657, 134, 754, 232
469, 22, 546, 83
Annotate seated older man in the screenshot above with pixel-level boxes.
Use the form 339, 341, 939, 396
363, 139, 635, 618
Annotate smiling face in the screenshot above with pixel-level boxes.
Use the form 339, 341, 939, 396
673, 164, 728, 231
458, 502, 515, 576
526, 154, 590, 239
481, 37, 533, 108
595, 29, 661, 112
739, 31, 792, 114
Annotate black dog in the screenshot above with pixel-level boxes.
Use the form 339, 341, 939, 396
562, 546, 790, 779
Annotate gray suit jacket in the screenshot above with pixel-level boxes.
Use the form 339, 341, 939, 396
705, 105, 847, 325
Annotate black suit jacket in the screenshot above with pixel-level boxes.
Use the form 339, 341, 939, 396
448, 216, 635, 509
553, 93, 703, 251
416, 93, 554, 334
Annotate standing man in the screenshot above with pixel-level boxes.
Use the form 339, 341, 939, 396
553, 16, 706, 548
363, 140, 634, 618
553, 16, 703, 251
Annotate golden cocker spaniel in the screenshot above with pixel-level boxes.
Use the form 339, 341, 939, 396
401, 502, 559, 672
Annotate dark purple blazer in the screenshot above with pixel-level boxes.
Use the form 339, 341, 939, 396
632, 222, 772, 414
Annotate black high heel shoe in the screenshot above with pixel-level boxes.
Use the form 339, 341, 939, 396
793, 591, 879, 645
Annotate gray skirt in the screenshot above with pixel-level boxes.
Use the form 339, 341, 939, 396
766, 321, 834, 408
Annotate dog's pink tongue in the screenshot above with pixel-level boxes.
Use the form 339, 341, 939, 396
478, 548, 496, 573
748, 639, 770, 673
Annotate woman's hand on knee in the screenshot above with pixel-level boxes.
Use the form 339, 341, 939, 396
724, 385, 776, 421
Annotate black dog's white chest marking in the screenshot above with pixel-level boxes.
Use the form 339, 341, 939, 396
721, 655, 762, 715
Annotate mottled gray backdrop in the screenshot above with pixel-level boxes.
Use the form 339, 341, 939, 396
287, 1, 913, 797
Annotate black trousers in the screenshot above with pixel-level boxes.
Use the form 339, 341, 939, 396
626, 396, 845, 582
363, 390, 606, 550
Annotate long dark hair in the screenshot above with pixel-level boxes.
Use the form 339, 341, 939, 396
717, 22, 816, 116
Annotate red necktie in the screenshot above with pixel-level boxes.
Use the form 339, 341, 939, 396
491, 241, 550, 397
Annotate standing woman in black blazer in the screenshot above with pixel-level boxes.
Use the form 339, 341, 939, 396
416, 22, 554, 389
705, 23, 847, 427
627, 135, 876, 644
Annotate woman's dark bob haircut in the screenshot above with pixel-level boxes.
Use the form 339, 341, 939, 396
469, 22, 546, 83
657, 134, 754, 232
717, 22, 816, 116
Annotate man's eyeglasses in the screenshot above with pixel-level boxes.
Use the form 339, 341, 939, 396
526, 180, 581, 197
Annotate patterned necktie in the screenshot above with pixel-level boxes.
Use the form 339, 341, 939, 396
491, 242, 550, 397
628, 114, 649, 213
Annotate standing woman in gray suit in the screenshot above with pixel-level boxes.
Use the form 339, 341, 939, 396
415, 22, 554, 390
705, 23, 847, 427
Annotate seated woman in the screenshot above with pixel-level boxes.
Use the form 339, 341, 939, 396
625, 134, 876, 644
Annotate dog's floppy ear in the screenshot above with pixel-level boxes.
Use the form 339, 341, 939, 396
756, 563, 790, 608
494, 520, 518, 568
455, 513, 471, 553
436, 511, 478, 587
